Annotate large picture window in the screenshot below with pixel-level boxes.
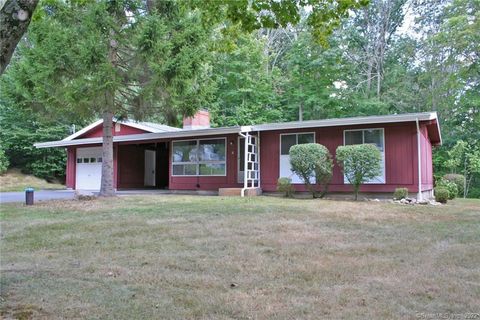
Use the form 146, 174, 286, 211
279, 132, 315, 183
172, 138, 226, 176
344, 128, 385, 183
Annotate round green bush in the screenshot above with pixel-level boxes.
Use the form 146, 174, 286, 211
393, 188, 408, 200
336, 144, 382, 200
443, 174, 465, 196
277, 177, 295, 197
436, 179, 458, 200
434, 187, 449, 204
289, 143, 333, 198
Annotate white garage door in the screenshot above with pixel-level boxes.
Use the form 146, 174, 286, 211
76, 147, 103, 190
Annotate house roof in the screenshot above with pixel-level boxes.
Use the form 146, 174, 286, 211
35, 112, 441, 148
62, 119, 180, 141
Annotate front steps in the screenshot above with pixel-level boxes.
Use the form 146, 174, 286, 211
218, 188, 262, 197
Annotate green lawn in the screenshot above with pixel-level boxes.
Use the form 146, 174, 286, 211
1, 196, 479, 319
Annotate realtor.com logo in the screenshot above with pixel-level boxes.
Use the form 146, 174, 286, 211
416, 313, 479, 319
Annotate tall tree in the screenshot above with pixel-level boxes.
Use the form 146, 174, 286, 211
342, 0, 407, 98
2, 0, 215, 196
282, 31, 347, 121
2, 0, 369, 196
0, 0, 38, 74
209, 33, 284, 126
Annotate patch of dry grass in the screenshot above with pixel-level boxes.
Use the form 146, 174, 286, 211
0, 169, 65, 192
1, 196, 479, 319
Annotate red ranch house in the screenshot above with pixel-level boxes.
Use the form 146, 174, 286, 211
34, 111, 442, 199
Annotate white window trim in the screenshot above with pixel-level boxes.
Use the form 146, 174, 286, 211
343, 128, 386, 184
278, 132, 316, 183
171, 137, 227, 177
279, 132, 316, 155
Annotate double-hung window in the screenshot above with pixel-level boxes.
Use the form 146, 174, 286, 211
343, 128, 385, 183
172, 138, 226, 176
279, 133, 315, 183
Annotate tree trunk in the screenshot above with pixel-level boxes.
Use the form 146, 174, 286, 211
366, 61, 373, 96
376, 65, 381, 98
299, 101, 303, 122
463, 158, 467, 198
0, 0, 39, 74
354, 184, 359, 200
99, 33, 118, 197
466, 175, 472, 198
99, 111, 115, 196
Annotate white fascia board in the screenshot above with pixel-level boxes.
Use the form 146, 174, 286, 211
62, 119, 178, 142
240, 125, 253, 133
119, 126, 242, 141
36, 137, 103, 148
35, 126, 242, 148
62, 119, 103, 141
434, 113, 443, 145
121, 120, 181, 132
251, 112, 438, 132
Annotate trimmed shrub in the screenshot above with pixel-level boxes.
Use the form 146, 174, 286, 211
0, 147, 9, 175
434, 187, 449, 203
437, 179, 458, 200
393, 188, 408, 200
443, 174, 465, 197
289, 143, 333, 198
277, 177, 295, 197
336, 144, 382, 200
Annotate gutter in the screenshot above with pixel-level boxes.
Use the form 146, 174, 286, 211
416, 118, 423, 201
35, 126, 244, 148
238, 131, 248, 197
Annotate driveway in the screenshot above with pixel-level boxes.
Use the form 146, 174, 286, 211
0, 190, 76, 204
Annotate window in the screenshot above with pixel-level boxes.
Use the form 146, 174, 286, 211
172, 138, 226, 176
77, 157, 101, 164
344, 128, 385, 183
279, 132, 315, 183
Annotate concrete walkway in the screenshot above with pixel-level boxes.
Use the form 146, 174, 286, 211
0, 190, 76, 204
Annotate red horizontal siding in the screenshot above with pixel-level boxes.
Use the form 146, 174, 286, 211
66, 147, 76, 189
421, 125, 434, 190
260, 122, 425, 194
65, 121, 436, 195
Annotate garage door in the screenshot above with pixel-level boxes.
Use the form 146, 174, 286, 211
76, 147, 103, 190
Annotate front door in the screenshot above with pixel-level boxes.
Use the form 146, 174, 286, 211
144, 150, 156, 187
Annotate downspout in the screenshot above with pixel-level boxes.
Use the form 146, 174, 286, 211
416, 118, 423, 201
257, 132, 260, 189
239, 131, 248, 197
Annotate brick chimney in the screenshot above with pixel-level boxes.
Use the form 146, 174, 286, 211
183, 110, 210, 130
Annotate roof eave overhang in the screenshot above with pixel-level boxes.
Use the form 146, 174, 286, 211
35, 112, 441, 149
35, 126, 243, 148
251, 112, 438, 132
